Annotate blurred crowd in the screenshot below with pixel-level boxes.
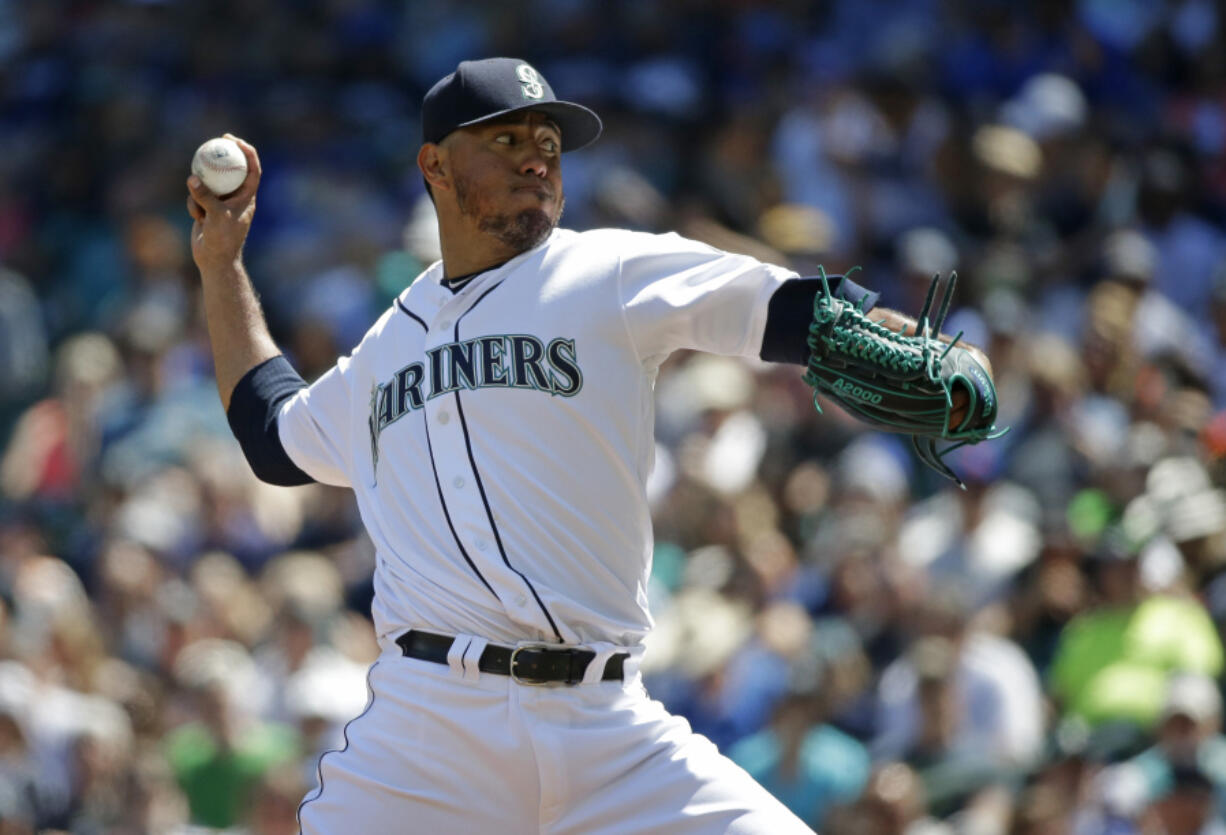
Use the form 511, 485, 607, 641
3, 0, 1226, 832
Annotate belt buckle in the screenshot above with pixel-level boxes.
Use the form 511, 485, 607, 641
509, 643, 557, 686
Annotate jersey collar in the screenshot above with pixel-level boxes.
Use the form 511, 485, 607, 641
429, 228, 563, 291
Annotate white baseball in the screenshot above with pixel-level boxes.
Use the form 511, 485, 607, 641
191, 137, 248, 196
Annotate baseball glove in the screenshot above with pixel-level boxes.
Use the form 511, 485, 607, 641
803, 268, 1005, 488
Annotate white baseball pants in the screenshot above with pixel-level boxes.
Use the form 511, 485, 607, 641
297, 639, 814, 834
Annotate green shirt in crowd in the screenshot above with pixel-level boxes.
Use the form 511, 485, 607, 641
165, 721, 300, 828
1050, 595, 1224, 727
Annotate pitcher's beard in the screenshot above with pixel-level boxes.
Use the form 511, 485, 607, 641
456, 177, 563, 253
477, 204, 561, 252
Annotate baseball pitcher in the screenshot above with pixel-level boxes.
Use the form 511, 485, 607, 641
186, 58, 999, 834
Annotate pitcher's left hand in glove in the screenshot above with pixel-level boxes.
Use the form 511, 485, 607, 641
802, 269, 1005, 488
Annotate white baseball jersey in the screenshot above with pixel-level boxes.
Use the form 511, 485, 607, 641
276, 227, 796, 649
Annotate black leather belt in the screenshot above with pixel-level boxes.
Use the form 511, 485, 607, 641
395, 630, 628, 686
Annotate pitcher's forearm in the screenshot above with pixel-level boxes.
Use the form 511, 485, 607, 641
186, 135, 282, 410
199, 258, 280, 410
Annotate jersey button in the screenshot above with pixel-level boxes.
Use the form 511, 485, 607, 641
453, 476, 465, 488
476, 540, 487, 551
515, 594, 527, 607
438, 411, 450, 425
439, 319, 452, 330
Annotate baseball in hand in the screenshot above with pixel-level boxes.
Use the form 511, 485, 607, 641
191, 137, 248, 196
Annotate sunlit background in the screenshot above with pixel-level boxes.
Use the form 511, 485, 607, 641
2, 1, 1226, 832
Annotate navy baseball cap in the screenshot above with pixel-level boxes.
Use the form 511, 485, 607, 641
422, 58, 602, 151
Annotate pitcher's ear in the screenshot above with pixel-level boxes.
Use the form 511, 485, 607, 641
418, 144, 449, 193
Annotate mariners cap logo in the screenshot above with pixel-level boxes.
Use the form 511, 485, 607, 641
516, 64, 545, 100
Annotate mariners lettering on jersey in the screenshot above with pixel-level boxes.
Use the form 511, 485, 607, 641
368, 334, 582, 473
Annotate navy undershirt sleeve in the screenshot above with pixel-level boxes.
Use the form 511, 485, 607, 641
226, 355, 314, 486
759, 274, 880, 366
